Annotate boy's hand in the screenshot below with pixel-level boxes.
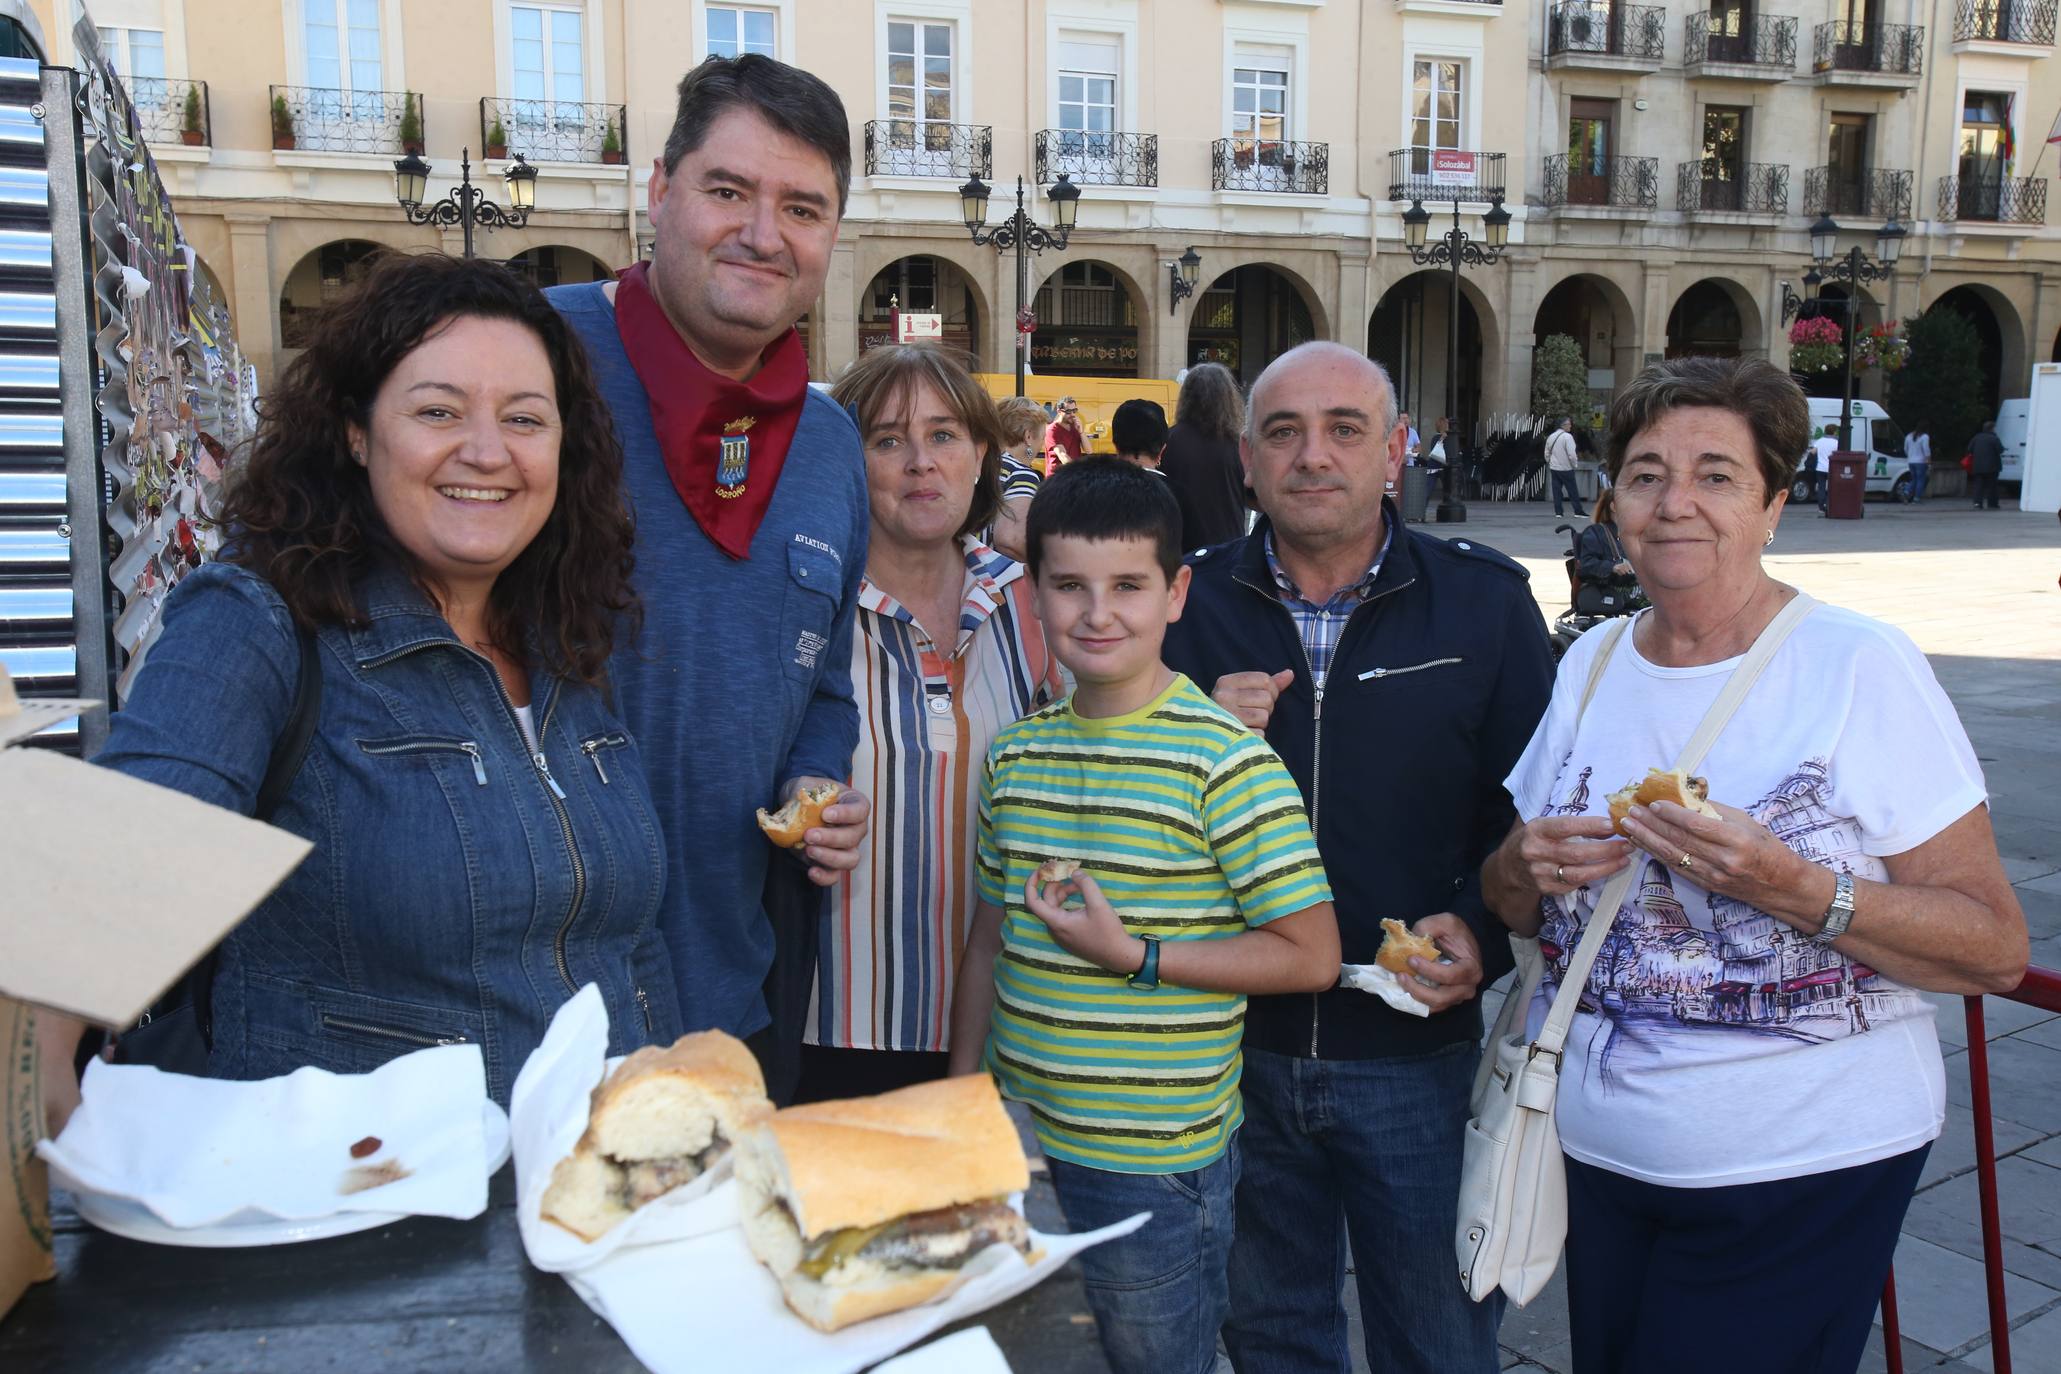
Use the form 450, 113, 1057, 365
1211, 669, 1296, 732
1023, 869, 1144, 976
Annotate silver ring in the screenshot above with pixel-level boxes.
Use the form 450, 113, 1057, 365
1555, 865, 1566, 884
1677, 853, 1694, 871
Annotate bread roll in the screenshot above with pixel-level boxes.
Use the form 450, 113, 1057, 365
756, 782, 842, 849
1374, 917, 1441, 975
1606, 767, 1720, 835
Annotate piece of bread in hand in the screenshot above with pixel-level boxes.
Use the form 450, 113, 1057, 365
1374, 917, 1442, 975
1035, 858, 1080, 885
756, 782, 843, 849
541, 1029, 771, 1241
1606, 767, 1720, 836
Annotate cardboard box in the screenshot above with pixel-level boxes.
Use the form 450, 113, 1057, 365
0, 681, 313, 1316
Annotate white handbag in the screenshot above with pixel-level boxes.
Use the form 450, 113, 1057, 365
1455, 593, 1817, 1306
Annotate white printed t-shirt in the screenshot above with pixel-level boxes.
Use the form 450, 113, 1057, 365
1504, 602, 1984, 1188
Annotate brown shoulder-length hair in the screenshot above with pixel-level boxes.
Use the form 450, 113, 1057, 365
830, 343, 1005, 538
1176, 362, 1244, 445
222, 251, 635, 684
1604, 356, 1808, 506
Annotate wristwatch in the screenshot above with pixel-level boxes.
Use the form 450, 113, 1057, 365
1811, 872, 1856, 948
1127, 934, 1162, 990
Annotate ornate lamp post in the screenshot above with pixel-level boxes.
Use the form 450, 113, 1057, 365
960, 174, 1080, 396
1402, 195, 1511, 523
394, 148, 538, 259
1780, 213, 1905, 452
1167, 246, 1202, 315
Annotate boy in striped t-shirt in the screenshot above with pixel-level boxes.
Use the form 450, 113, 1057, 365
948, 459, 1339, 1374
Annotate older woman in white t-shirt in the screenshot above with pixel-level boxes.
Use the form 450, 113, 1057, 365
1480, 356, 2027, 1374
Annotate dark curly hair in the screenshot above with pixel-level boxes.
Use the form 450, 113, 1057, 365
221, 251, 635, 683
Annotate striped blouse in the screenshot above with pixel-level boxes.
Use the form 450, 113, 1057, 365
808, 537, 1064, 1052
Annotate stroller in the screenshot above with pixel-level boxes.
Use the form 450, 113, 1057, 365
1549, 522, 1642, 660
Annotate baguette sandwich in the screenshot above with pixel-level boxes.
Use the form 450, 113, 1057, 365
757, 782, 842, 849
1606, 767, 1721, 835
541, 1030, 770, 1242
736, 1074, 1039, 1331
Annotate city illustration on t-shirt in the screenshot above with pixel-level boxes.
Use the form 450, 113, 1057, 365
1538, 751, 1924, 1088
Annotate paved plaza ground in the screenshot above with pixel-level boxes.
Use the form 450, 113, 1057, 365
1390, 495, 2061, 1373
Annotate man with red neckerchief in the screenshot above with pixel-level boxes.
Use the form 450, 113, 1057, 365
549, 57, 869, 1078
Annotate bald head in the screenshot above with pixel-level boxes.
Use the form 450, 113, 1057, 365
1247, 342, 1398, 446
1240, 342, 1406, 561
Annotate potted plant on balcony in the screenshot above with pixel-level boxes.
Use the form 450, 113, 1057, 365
600, 117, 624, 165
180, 85, 204, 145
270, 93, 295, 151
486, 117, 507, 161
399, 93, 424, 156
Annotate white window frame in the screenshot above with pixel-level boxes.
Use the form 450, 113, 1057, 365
874, 0, 973, 127
281, 0, 407, 101
1045, 5, 1139, 133
689, 0, 794, 64
1221, 15, 1312, 186
884, 16, 958, 136
704, 3, 778, 58
491, 1, 607, 106
97, 24, 168, 107
1398, 39, 1484, 165
301, 0, 384, 99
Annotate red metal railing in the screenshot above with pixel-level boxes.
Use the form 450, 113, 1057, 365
1882, 965, 2061, 1374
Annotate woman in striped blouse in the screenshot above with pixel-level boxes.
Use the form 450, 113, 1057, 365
800, 345, 1064, 1100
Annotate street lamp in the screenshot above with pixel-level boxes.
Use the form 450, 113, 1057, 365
962, 174, 1079, 396
1402, 194, 1511, 523
1167, 246, 1202, 314
1780, 215, 1902, 453
394, 147, 537, 259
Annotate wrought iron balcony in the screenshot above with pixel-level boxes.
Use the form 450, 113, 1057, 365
1213, 138, 1329, 194
1677, 160, 1789, 214
1685, 12, 1798, 70
1812, 20, 1923, 75
863, 120, 992, 179
130, 77, 210, 146
1543, 153, 1659, 210
1034, 130, 1157, 188
479, 97, 625, 164
1953, 0, 2056, 44
270, 85, 423, 155
1802, 166, 1912, 218
1937, 174, 2047, 223
1547, 4, 1667, 61
1386, 148, 1506, 203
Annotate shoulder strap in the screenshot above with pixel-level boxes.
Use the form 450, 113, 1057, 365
1536, 592, 1818, 1056
254, 624, 321, 822
1575, 617, 1633, 723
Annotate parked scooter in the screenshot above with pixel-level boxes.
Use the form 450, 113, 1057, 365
1549, 522, 1643, 660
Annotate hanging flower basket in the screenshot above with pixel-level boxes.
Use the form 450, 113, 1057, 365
1856, 324, 1909, 373
1787, 316, 1843, 375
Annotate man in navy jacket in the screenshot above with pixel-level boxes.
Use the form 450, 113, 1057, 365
1163, 343, 1553, 1374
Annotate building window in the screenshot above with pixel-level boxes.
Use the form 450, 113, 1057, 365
884, 17, 956, 163
1232, 63, 1288, 154
97, 26, 166, 106
868, 257, 937, 317
707, 5, 775, 59
1410, 58, 1463, 173
511, 2, 585, 129
305, 0, 382, 98
1057, 36, 1118, 159
1826, 111, 1869, 213
1698, 104, 1749, 209
1035, 261, 1133, 328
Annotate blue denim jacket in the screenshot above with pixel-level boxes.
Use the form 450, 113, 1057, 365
94, 560, 684, 1103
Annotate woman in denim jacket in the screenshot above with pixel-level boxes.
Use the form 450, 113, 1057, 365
82, 254, 683, 1104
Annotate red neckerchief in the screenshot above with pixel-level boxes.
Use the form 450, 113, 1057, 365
612, 261, 808, 560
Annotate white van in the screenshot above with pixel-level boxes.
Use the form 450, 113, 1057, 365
1993, 399, 2029, 484
1793, 397, 1912, 501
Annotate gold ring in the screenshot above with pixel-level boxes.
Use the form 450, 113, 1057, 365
1555, 865, 1566, 884
1677, 853, 1694, 871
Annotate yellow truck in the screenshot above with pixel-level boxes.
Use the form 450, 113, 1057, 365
973, 374, 1182, 457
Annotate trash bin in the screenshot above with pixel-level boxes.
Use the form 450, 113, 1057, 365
1827, 452, 1866, 520
1402, 464, 1434, 523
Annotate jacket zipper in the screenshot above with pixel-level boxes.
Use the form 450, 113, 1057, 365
581, 734, 626, 785
321, 1014, 468, 1047
1234, 563, 1417, 1060
357, 737, 488, 786
635, 986, 653, 1035
1357, 656, 1462, 681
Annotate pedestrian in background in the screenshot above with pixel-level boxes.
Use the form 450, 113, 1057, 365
1046, 395, 1085, 474
1162, 361, 1250, 551
1546, 415, 1587, 518
990, 394, 1049, 562
1812, 426, 1839, 514
1903, 420, 1930, 504
1110, 396, 1169, 472
1969, 418, 2004, 510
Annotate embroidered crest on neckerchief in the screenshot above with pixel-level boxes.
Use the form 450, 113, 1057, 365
717, 415, 757, 499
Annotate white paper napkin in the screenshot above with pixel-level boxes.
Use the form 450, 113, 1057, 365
1339, 962, 1433, 1018
511, 984, 739, 1272
874, 1327, 1013, 1373
37, 1045, 491, 1227
563, 1209, 1146, 1374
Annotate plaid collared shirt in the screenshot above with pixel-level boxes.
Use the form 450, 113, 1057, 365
1264, 523, 1391, 688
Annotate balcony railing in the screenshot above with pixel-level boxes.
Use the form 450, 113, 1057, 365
1812, 20, 1924, 73
1937, 174, 2048, 223
1548, 3, 1668, 60
479, 97, 625, 164
1802, 166, 1912, 218
1386, 148, 1507, 203
270, 85, 422, 155
1686, 12, 1799, 67
1213, 138, 1329, 194
1034, 130, 1157, 188
1677, 160, 1789, 213
1543, 153, 1659, 209
863, 120, 992, 179
1953, 0, 2057, 43
129, 77, 210, 146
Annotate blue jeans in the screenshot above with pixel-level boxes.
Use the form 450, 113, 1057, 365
1224, 1044, 1503, 1374
1549, 470, 1586, 516
1047, 1142, 1242, 1374
1907, 461, 1928, 502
